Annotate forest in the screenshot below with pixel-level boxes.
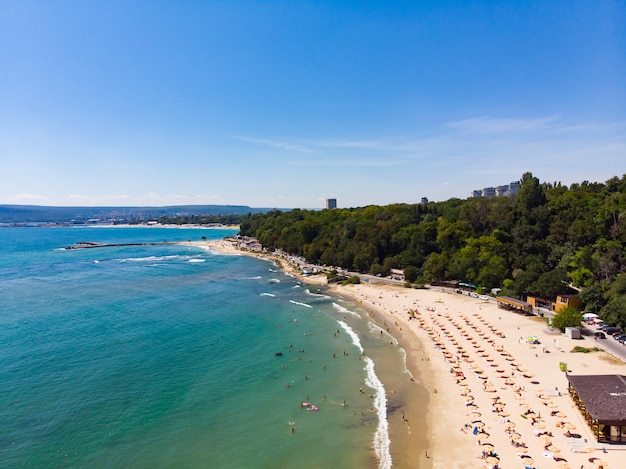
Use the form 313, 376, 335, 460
239, 173, 626, 328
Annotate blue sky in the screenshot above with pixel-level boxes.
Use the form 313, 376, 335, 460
1, 1, 624, 208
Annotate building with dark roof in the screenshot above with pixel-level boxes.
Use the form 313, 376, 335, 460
567, 374, 626, 443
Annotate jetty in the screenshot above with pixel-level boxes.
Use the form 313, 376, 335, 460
65, 241, 177, 250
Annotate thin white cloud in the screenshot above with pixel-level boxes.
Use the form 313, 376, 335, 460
447, 115, 561, 134
289, 156, 403, 168
234, 136, 313, 153
64, 193, 228, 206
8, 193, 47, 202
316, 138, 429, 153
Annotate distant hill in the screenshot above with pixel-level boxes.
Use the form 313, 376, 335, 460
0, 204, 273, 224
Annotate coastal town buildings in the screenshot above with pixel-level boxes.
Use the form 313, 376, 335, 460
551, 294, 584, 313
471, 181, 519, 198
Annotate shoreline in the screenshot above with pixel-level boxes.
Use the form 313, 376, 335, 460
190, 239, 626, 469
187, 239, 431, 468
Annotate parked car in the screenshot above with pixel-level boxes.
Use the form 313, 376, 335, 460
604, 326, 620, 335
594, 332, 606, 339
613, 333, 625, 341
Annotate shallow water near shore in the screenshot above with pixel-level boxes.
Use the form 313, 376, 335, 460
0, 227, 413, 468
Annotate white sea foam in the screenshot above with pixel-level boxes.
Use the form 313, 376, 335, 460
368, 321, 397, 345
268, 279, 280, 284
338, 320, 391, 469
337, 320, 364, 353
288, 300, 313, 309
332, 302, 360, 317
396, 346, 415, 380
187, 258, 206, 263
304, 289, 331, 300
240, 276, 263, 280
121, 255, 181, 263
364, 356, 392, 469
260, 293, 276, 297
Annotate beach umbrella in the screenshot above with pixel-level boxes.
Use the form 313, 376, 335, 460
548, 445, 561, 453
485, 456, 499, 465
557, 461, 570, 469
481, 442, 494, 450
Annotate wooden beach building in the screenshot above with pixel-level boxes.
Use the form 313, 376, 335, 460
567, 374, 626, 444
496, 296, 533, 314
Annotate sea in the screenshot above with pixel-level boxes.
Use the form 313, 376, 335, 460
0, 226, 414, 469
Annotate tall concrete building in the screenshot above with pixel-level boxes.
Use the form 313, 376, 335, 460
326, 198, 337, 209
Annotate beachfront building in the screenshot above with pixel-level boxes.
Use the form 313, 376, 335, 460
567, 374, 626, 444
390, 269, 405, 281
551, 295, 583, 313
496, 296, 533, 314
326, 198, 337, 209
232, 235, 264, 252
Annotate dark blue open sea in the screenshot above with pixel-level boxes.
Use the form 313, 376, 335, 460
0, 227, 410, 468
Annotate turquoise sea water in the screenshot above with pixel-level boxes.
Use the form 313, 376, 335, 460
0, 227, 410, 468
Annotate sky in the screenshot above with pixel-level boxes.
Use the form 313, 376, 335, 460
1, 0, 625, 209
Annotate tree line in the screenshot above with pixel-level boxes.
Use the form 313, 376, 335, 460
239, 172, 626, 328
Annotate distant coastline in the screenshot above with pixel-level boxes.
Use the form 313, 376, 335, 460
0, 222, 240, 230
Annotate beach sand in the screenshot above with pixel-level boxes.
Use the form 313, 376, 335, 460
194, 240, 625, 469
334, 282, 626, 469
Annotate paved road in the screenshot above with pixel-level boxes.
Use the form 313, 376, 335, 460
581, 324, 626, 362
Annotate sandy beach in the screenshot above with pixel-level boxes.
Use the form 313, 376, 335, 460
334, 282, 625, 469
196, 239, 625, 469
